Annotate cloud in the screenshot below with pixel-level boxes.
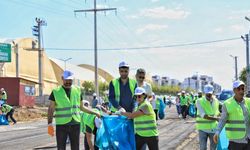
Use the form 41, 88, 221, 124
134, 6, 190, 19
136, 24, 168, 34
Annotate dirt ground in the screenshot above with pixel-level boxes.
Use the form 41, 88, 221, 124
13, 106, 47, 121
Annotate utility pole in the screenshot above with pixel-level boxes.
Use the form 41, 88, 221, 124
32, 18, 46, 98
12, 41, 19, 78
59, 57, 72, 70
229, 55, 238, 80
74, 1, 116, 98
241, 34, 250, 94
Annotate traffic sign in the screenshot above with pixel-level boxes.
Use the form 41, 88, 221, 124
0, 43, 11, 62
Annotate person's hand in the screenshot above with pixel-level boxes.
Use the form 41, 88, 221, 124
213, 134, 219, 144
48, 124, 54, 137
95, 112, 101, 118
114, 111, 121, 115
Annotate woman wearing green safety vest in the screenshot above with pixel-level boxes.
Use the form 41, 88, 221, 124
121, 87, 159, 150
214, 80, 250, 150
47, 70, 100, 150
180, 91, 189, 119
1, 103, 16, 124
196, 84, 220, 150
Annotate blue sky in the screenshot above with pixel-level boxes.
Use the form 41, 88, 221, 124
1, 0, 250, 89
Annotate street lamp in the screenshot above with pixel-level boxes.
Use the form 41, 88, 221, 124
244, 16, 250, 95
59, 58, 72, 70
229, 55, 238, 81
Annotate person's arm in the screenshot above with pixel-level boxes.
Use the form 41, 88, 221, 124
214, 104, 228, 143
121, 109, 144, 119
48, 101, 55, 124
147, 84, 153, 101
108, 82, 120, 109
80, 101, 100, 118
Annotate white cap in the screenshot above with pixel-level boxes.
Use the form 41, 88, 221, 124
94, 117, 102, 128
0, 88, 4, 91
119, 61, 129, 68
233, 80, 245, 89
62, 70, 74, 80
177, 93, 181, 96
134, 87, 146, 95
204, 84, 214, 94
93, 93, 97, 96
181, 90, 185, 94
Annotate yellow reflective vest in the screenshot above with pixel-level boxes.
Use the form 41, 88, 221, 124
53, 85, 81, 125
196, 97, 220, 130
134, 101, 158, 137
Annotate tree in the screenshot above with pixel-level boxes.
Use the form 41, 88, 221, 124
82, 81, 94, 95
239, 67, 247, 84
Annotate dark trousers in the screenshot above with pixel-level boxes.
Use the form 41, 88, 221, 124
228, 140, 250, 150
154, 109, 158, 121
56, 124, 80, 150
6, 109, 16, 123
181, 105, 188, 119
135, 134, 159, 150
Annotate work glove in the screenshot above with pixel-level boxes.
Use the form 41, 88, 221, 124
48, 124, 54, 137
118, 107, 126, 113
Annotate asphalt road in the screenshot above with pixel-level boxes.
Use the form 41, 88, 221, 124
0, 106, 197, 150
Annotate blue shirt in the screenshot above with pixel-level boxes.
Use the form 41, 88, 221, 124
109, 78, 136, 112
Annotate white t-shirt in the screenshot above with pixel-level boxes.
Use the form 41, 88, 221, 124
139, 81, 152, 96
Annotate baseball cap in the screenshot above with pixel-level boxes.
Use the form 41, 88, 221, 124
204, 84, 214, 94
181, 90, 186, 94
93, 93, 97, 96
233, 80, 245, 89
119, 61, 129, 68
134, 87, 146, 95
62, 70, 74, 80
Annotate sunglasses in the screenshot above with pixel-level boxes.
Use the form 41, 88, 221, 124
237, 87, 245, 91
138, 76, 145, 79
135, 95, 143, 98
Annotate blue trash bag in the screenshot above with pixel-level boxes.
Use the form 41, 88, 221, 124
188, 104, 196, 118
217, 127, 229, 150
0, 114, 9, 125
96, 115, 136, 150
158, 98, 166, 120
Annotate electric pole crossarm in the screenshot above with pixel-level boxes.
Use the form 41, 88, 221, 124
74, 8, 116, 13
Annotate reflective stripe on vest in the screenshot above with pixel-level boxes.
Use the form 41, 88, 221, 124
53, 85, 81, 125
224, 97, 250, 140
134, 101, 158, 137
196, 97, 219, 130
110, 78, 136, 112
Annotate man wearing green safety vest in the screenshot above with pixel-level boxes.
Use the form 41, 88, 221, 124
47, 70, 100, 150
121, 87, 159, 150
1, 103, 16, 124
196, 84, 220, 150
180, 91, 189, 119
108, 61, 137, 113
214, 80, 250, 149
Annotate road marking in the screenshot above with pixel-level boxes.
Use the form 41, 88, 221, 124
0, 126, 37, 132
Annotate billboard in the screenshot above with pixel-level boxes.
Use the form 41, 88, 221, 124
0, 43, 11, 62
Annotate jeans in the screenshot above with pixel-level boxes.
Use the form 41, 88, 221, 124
198, 130, 216, 150
176, 105, 181, 115
56, 124, 80, 150
135, 134, 159, 150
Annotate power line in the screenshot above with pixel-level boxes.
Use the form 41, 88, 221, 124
45, 37, 241, 51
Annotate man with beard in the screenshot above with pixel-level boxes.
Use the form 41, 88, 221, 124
47, 70, 100, 150
109, 61, 137, 113
214, 80, 250, 150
